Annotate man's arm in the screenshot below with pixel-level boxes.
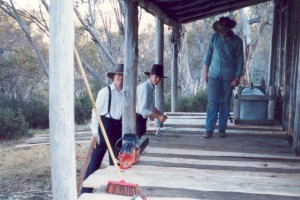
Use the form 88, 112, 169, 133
150, 107, 167, 122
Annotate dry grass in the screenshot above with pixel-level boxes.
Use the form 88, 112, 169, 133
0, 146, 51, 176
0, 143, 90, 177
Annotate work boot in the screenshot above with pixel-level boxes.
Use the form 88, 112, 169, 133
219, 131, 226, 137
203, 131, 213, 138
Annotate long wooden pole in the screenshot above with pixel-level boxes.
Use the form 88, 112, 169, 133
49, 0, 76, 199
154, 17, 164, 127
123, 0, 138, 134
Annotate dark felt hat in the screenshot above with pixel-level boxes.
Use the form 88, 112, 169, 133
107, 63, 124, 79
144, 64, 168, 78
213, 17, 236, 33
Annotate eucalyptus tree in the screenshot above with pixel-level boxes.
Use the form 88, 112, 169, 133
0, 0, 48, 78
0, 10, 44, 99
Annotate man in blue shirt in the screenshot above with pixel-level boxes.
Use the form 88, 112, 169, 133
203, 17, 244, 138
136, 64, 168, 139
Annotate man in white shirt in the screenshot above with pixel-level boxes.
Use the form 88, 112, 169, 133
81, 64, 123, 193
136, 64, 168, 139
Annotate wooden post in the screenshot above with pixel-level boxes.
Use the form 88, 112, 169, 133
268, 86, 276, 120
233, 86, 243, 122
292, 0, 300, 156
49, 0, 76, 199
123, 0, 138, 134
171, 26, 179, 112
268, 0, 281, 86
154, 17, 164, 127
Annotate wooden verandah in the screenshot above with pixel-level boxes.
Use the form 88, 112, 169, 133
78, 113, 300, 199
48, 0, 300, 198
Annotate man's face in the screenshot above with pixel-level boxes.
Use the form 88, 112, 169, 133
113, 74, 123, 88
220, 30, 230, 37
150, 74, 161, 86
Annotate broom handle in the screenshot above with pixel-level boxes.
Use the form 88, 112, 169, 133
74, 48, 124, 181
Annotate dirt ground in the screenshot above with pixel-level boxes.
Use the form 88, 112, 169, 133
0, 139, 88, 200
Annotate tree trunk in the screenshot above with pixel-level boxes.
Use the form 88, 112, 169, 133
178, 26, 198, 96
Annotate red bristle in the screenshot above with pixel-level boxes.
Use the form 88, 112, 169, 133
106, 180, 141, 196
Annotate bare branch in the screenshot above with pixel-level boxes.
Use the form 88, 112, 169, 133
0, 0, 49, 78
74, 5, 116, 65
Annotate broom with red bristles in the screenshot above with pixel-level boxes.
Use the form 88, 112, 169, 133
74, 48, 141, 196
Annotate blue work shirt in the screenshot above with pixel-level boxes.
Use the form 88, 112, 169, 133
204, 32, 244, 80
136, 79, 154, 118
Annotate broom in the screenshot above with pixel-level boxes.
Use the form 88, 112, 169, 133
74, 48, 141, 196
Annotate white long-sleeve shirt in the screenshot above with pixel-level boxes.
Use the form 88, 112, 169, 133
90, 83, 123, 134
136, 79, 154, 118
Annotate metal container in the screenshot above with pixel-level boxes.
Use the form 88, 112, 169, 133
240, 84, 268, 120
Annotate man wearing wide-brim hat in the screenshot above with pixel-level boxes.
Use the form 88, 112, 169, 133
81, 63, 124, 193
136, 64, 168, 139
202, 17, 244, 139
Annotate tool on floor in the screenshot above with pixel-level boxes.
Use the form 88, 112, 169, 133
115, 134, 149, 169
155, 115, 167, 138
75, 49, 141, 196
130, 194, 148, 200
155, 122, 162, 136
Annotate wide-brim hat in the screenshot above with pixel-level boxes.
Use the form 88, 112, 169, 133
107, 63, 124, 79
144, 64, 168, 78
213, 17, 236, 34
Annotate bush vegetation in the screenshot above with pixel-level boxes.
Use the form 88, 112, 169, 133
0, 90, 208, 139
0, 93, 92, 139
165, 89, 208, 112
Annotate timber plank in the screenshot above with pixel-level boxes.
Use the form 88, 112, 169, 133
82, 166, 300, 197
78, 193, 199, 200
145, 147, 300, 161
164, 118, 283, 131
138, 155, 300, 170
146, 127, 286, 135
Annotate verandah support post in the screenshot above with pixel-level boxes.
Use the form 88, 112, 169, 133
171, 25, 179, 112
155, 16, 164, 127
123, 0, 138, 134
292, 0, 300, 156
49, 0, 76, 199
268, 0, 281, 87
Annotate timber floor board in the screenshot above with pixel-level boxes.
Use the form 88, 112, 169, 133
78, 113, 300, 200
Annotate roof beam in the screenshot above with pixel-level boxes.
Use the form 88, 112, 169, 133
178, 0, 271, 23
137, 0, 181, 27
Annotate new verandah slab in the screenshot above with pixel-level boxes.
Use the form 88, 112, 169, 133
138, 155, 300, 170
78, 193, 200, 200
146, 127, 286, 135
164, 118, 284, 131
145, 147, 300, 161
82, 165, 300, 197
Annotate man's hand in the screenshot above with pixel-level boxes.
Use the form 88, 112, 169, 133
158, 115, 167, 123
231, 78, 240, 87
92, 132, 100, 146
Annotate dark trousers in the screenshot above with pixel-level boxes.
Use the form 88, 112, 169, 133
136, 113, 147, 139
81, 116, 122, 193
